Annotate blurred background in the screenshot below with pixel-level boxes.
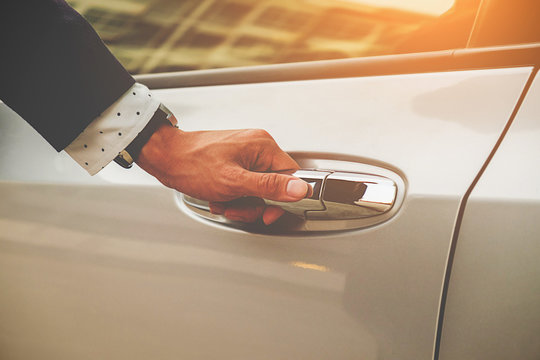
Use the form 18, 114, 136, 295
67, 0, 481, 74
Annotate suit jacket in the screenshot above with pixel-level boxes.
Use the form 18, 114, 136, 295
0, 0, 135, 151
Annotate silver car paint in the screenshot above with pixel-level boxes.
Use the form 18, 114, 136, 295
0, 67, 533, 359
439, 72, 540, 360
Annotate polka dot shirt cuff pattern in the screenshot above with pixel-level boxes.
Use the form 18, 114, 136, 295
65, 83, 160, 175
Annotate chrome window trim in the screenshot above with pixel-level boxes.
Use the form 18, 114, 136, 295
136, 43, 540, 89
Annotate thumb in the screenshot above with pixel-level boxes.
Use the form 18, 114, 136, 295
241, 171, 311, 202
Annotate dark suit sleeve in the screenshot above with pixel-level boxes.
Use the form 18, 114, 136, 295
0, 0, 135, 151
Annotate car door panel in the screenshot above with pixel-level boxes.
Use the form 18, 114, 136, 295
0, 64, 533, 360
438, 71, 540, 360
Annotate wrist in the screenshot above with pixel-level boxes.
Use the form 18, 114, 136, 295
114, 104, 176, 169
136, 120, 182, 172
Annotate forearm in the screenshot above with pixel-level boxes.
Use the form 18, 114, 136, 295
0, 0, 310, 226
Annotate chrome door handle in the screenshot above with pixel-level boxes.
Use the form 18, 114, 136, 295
263, 170, 397, 220
179, 158, 404, 233
178, 157, 404, 233
262, 169, 330, 216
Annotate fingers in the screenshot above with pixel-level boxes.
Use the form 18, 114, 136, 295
262, 206, 285, 225
205, 130, 308, 224
242, 134, 309, 201
269, 149, 300, 173
210, 198, 264, 223
240, 171, 311, 202
209, 202, 226, 215
209, 200, 285, 225
225, 206, 264, 223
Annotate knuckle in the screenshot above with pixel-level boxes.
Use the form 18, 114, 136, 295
214, 184, 238, 201
247, 129, 272, 140
257, 173, 280, 197
258, 129, 272, 139
221, 168, 243, 196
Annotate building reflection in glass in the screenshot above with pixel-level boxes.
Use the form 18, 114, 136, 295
67, 0, 470, 74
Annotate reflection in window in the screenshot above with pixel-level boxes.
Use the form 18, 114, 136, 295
200, 2, 252, 26
68, 0, 479, 74
255, 6, 312, 32
312, 9, 375, 40
232, 36, 282, 61
176, 31, 226, 48
396, 0, 481, 53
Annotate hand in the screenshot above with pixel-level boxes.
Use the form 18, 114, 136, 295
136, 123, 311, 225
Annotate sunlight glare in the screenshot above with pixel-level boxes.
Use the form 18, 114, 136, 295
338, 0, 455, 15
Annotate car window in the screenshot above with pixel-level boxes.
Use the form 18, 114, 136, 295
67, 0, 481, 74
469, 0, 540, 48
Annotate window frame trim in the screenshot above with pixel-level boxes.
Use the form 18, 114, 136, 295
136, 43, 540, 89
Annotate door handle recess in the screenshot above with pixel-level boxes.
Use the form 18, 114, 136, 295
178, 157, 405, 233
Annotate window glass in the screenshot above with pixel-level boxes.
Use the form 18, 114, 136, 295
469, 0, 540, 48
68, 0, 480, 74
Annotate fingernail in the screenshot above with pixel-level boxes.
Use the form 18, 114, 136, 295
286, 179, 308, 198
209, 203, 225, 214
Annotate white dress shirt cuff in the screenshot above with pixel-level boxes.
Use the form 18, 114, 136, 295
65, 83, 160, 175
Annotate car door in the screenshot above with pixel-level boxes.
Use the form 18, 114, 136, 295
437, 63, 540, 360
0, 1, 538, 359
435, 2, 540, 359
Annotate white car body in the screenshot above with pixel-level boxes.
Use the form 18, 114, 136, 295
0, 3, 539, 359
